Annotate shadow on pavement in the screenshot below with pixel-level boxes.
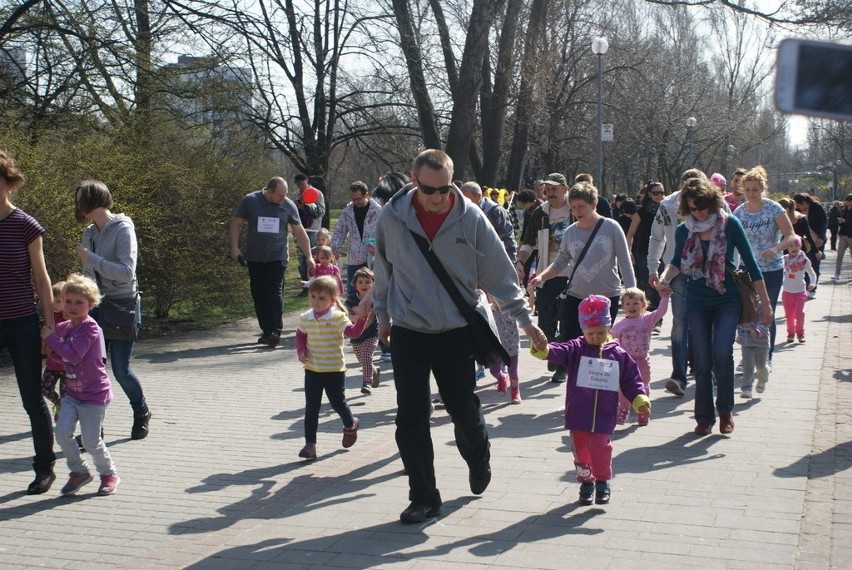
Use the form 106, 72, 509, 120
613, 432, 726, 473
183, 499, 603, 568
169, 453, 400, 536
773, 440, 852, 479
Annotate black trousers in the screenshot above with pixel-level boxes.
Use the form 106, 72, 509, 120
1, 314, 56, 475
391, 325, 490, 507
247, 260, 286, 336
303, 370, 355, 444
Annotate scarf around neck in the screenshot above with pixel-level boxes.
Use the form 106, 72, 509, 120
681, 212, 728, 294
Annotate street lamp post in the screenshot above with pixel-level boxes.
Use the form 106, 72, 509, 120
591, 37, 609, 193
685, 117, 697, 167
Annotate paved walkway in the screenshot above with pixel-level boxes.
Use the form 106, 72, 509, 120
1, 251, 850, 569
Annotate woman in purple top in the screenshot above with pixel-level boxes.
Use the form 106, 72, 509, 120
0, 149, 57, 494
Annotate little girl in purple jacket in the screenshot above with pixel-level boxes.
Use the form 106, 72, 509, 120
42, 274, 119, 497
532, 295, 649, 505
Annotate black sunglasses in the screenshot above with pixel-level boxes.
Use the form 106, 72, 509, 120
418, 184, 453, 195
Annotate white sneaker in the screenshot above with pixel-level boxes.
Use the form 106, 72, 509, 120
807, 290, 816, 300
756, 378, 768, 394
736, 362, 743, 373
831, 275, 841, 282
740, 386, 753, 399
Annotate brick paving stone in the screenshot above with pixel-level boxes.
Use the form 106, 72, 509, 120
1, 250, 850, 568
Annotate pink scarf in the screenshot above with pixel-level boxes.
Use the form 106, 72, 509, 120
681, 213, 728, 294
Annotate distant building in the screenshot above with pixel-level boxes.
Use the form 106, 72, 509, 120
159, 55, 257, 141
0, 47, 26, 89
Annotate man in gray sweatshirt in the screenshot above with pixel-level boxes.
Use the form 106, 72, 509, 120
373, 149, 547, 524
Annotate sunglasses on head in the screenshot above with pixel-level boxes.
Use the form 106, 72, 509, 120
418, 184, 453, 195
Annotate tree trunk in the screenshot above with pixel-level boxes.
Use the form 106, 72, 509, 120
505, 0, 550, 191
444, 0, 506, 180
134, 0, 152, 119
391, 0, 441, 149
480, 0, 523, 187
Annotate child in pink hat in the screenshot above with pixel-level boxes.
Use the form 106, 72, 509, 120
531, 294, 649, 505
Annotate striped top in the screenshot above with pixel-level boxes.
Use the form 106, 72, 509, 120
0, 208, 45, 320
297, 308, 365, 373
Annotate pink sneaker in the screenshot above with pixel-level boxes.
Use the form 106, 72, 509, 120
510, 385, 521, 404
97, 474, 120, 495
342, 418, 359, 448
495, 373, 509, 394
637, 412, 650, 426
61, 471, 93, 496
616, 408, 629, 425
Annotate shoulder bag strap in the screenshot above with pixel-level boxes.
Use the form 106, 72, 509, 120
409, 231, 474, 317
565, 218, 605, 286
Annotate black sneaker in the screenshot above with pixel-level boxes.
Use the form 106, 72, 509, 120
578, 482, 594, 505
26, 472, 56, 495
469, 462, 491, 495
664, 379, 685, 396
371, 366, 381, 388
595, 481, 611, 504
267, 331, 281, 347
550, 369, 567, 384
131, 411, 152, 440
400, 502, 441, 523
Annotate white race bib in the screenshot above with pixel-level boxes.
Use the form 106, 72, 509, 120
257, 216, 280, 234
576, 357, 620, 392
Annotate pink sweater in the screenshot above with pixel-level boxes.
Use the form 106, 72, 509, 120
609, 296, 669, 364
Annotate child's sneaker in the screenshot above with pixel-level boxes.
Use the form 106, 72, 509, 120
361, 383, 371, 395
616, 407, 628, 425
510, 384, 521, 404
741, 385, 753, 399
97, 474, 120, 496
495, 373, 508, 394
298, 443, 317, 460
61, 471, 93, 496
578, 482, 594, 505
595, 481, 611, 504
371, 366, 381, 388
787, 333, 795, 342
342, 418, 359, 448
380, 352, 392, 363
637, 412, 649, 426
798, 335, 805, 343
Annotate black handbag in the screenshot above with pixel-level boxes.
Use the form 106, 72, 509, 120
409, 231, 510, 367
96, 295, 139, 341
554, 218, 605, 315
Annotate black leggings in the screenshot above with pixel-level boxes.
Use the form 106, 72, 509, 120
303, 370, 355, 444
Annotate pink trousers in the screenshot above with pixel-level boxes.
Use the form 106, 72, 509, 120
782, 291, 807, 336
571, 431, 613, 482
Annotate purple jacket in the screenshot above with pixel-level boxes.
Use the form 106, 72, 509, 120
545, 337, 646, 433
45, 317, 112, 405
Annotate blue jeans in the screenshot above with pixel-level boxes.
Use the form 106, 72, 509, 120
247, 260, 286, 335
687, 308, 739, 425
762, 269, 783, 359
633, 254, 661, 310
0, 314, 56, 475
670, 274, 688, 384
108, 338, 148, 415
298, 232, 318, 281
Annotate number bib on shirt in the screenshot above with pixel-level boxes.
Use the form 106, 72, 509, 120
258, 216, 280, 233
576, 357, 620, 392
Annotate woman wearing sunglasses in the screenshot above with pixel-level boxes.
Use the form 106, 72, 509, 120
657, 175, 771, 436
627, 181, 666, 315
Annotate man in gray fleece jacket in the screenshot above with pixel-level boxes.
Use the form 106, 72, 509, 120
373, 149, 547, 524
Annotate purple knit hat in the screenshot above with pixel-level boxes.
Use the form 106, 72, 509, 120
710, 173, 727, 189
578, 295, 611, 329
